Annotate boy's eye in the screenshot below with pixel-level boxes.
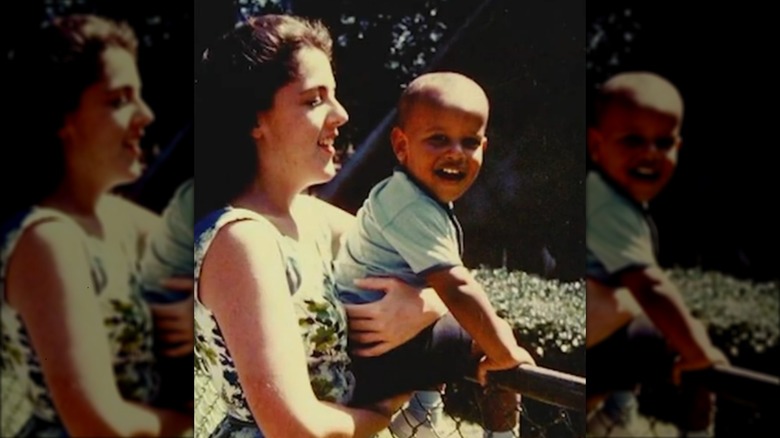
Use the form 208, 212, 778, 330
428, 134, 449, 146
621, 134, 646, 148
619, 134, 678, 151
462, 137, 482, 150
655, 137, 677, 150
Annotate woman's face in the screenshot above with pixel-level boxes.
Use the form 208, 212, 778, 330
255, 47, 349, 189
59, 46, 155, 188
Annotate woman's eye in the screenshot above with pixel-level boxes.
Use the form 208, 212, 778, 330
110, 94, 131, 108
308, 96, 324, 107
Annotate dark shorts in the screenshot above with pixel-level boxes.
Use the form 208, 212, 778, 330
586, 316, 674, 396
349, 313, 477, 406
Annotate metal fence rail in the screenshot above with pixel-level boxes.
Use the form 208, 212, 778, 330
476, 364, 586, 411
682, 364, 779, 408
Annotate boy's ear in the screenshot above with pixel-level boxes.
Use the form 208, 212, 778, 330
251, 111, 265, 141
587, 127, 601, 163
391, 127, 408, 164
251, 125, 262, 141
58, 113, 74, 143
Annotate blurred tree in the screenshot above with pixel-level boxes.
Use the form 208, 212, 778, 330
585, 3, 640, 92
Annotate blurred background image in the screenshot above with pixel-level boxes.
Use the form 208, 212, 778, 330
1, 1, 194, 435
587, 1, 779, 436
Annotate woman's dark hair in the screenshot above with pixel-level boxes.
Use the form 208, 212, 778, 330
3, 14, 137, 222
194, 14, 333, 220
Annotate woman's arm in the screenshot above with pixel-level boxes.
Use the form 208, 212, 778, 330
199, 220, 399, 438
107, 194, 162, 249
304, 196, 355, 257
5, 221, 192, 437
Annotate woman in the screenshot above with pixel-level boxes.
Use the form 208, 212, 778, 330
194, 14, 450, 437
1, 14, 193, 436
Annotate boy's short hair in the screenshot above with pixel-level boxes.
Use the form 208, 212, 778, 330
396, 71, 489, 128
592, 71, 684, 127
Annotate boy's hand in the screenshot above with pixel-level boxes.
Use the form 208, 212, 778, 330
672, 345, 729, 385
476, 345, 536, 386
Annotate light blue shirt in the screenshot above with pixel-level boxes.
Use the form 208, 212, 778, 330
334, 169, 463, 304
139, 179, 194, 302
586, 171, 657, 286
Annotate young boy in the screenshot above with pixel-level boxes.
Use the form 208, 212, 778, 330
334, 72, 535, 438
585, 72, 725, 436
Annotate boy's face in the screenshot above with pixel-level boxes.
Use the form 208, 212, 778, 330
589, 102, 682, 203
392, 100, 488, 204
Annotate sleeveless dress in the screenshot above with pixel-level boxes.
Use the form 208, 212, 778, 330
0, 198, 158, 437
194, 198, 355, 438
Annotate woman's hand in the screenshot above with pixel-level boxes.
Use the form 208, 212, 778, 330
148, 277, 194, 357
343, 277, 448, 357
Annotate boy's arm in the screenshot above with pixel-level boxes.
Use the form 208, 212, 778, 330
368, 196, 532, 372
620, 266, 721, 366
426, 266, 530, 370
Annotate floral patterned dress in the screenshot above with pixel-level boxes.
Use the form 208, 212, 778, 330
0, 198, 158, 437
194, 198, 355, 438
